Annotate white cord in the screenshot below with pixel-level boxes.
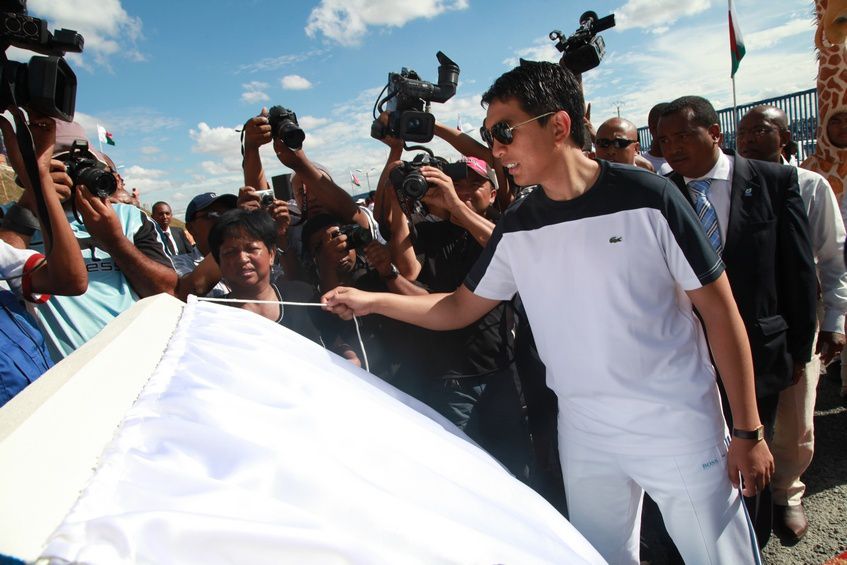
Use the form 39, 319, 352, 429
197, 296, 370, 373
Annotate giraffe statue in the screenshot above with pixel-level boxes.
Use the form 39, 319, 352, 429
802, 0, 847, 196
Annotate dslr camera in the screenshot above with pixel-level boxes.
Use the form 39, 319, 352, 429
371, 51, 459, 144
267, 105, 305, 150
549, 11, 615, 75
389, 153, 467, 201
337, 224, 373, 251
63, 140, 117, 198
0, 0, 83, 120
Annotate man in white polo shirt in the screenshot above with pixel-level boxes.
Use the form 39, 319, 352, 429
323, 61, 772, 564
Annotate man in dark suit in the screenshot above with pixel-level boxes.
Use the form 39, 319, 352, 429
152, 201, 192, 256
656, 96, 817, 548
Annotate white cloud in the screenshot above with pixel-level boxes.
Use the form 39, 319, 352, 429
583, 17, 817, 130
140, 146, 161, 155
28, 0, 145, 68
305, 0, 469, 46
746, 18, 813, 49
237, 50, 328, 74
503, 36, 561, 68
281, 75, 314, 90
241, 81, 271, 104
613, 0, 712, 31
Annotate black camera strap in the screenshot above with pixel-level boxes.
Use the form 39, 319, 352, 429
0, 48, 55, 254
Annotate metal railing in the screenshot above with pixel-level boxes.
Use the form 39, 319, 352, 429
637, 88, 818, 162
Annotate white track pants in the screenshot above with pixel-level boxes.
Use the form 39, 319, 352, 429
559, 436, 761, 565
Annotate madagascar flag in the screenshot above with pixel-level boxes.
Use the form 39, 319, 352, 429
97, 125, 116, 146
728, 0, 746, 77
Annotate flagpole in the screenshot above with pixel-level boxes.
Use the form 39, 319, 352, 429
732, 75, 738, 125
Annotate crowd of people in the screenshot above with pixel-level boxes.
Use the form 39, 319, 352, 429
1, 58, 845, 564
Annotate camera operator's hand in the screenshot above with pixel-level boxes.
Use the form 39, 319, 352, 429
375, 111, 404, 150
420, 166, 462, 216
75, 185, 124, 247
273, 137, 307, 170
268, 198, 290, 245
237, 186, 262, 210
318, 227, 353, 271
362, 241, 394, 278
322, 286, 376, 320
49, 159, 73, 201
244, 108, 272, 152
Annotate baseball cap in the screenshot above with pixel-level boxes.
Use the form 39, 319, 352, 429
52, 119, 111, 167
185, 192, 238, 222
464, 156, 498, 190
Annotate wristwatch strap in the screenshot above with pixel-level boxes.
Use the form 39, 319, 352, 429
732, 425, 764, 441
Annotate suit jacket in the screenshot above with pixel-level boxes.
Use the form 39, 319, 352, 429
668, 151, 817, 397
159, 226, 193, 256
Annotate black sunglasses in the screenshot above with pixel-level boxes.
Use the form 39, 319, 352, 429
480, 111, 556, 148
595, 138, 638, 149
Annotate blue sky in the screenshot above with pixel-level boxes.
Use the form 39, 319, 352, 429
12, 0, 818, 218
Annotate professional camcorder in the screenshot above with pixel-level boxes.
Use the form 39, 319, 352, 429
0, 0, 83, 120
63, 140, 117, 198
267, 105, 305, 150
389, 153, 467, 201
371, 51, 460, 144
549, 11, 615, 75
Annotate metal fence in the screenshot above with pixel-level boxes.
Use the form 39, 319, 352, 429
637, 88, 819, 162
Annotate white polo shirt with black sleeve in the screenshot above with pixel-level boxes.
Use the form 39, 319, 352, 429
465, 161, 727, 456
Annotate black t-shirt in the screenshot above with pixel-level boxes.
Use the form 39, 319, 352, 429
413, 210, 515, 379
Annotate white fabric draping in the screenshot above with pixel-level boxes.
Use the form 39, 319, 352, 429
40, 297, 604, 564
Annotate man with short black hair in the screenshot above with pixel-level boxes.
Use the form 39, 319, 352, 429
642, 102, 672, 175
737, 104, 847, 541
659, 96, 818, 547
152, 201, 192, 256
326, 62, 771, 564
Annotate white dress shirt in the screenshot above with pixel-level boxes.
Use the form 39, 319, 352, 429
786, 158, 847, 334
683, 151, 733, 245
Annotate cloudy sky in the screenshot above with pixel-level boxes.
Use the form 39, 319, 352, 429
11, 0, 819, 217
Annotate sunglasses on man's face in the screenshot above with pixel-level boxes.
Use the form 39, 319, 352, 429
595, 138, 638, 149
480, 111, 557, 148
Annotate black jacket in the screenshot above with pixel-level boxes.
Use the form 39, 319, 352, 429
668, 151, 817, 397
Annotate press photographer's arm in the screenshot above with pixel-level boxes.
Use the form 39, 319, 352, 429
0, 115, 87, 296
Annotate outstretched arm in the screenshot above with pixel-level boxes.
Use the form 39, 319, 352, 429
322, 283, 498, 331
687, 273, 773, 496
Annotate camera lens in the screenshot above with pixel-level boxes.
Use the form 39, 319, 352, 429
78, 167, 117, 198
401, 171, 429, 200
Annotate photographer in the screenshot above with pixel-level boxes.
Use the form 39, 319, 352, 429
381, 153, 532, 480
0, 114, 87, 406
1, 120, 176, 360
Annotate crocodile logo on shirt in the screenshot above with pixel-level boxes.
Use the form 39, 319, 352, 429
609, 236, 623, 243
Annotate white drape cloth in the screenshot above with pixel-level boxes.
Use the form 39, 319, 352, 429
40, 298, 604, 564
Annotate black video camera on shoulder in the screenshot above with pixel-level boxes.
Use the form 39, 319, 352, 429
371, 51, 459, 144
0, 0, 83, 120
267, 105, 305, 150
549, 11, 615, 75
389, 153, 466, 201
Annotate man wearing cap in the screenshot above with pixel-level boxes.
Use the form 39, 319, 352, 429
0, 120, 177, 360
171, 192, 238, 300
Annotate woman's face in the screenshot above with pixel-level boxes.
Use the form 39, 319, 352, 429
217, 228, 274, 293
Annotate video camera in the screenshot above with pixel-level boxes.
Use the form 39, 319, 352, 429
371, 51, 460, 144
549, 11, 615, 75
389, 152, 467, 202
61, 140, 117, 198
0, 0, 83, 120
267, 105, 305, 150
